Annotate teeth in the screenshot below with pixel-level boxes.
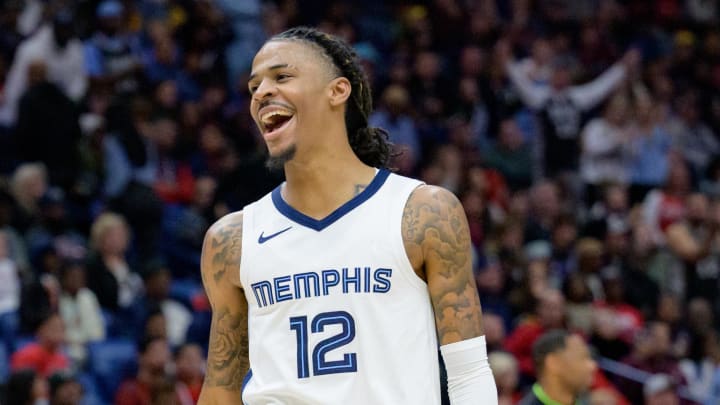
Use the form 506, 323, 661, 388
260, 110, 293, 125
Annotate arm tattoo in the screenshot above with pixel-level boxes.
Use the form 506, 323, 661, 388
205, 306, 249, 389
403, 188, 483, 345
210, 220, 243, 284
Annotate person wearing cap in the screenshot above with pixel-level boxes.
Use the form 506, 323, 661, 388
644, 374, 679, 405
519, 330, 597, 405
84, 0, 142, 93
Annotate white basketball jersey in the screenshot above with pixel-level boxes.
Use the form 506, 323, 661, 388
239, 169, 440, 404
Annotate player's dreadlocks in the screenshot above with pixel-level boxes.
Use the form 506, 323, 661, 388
271, 27, 392, 168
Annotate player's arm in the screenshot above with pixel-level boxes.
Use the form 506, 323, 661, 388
403, 185, 498, 404
198, 212, 249, 405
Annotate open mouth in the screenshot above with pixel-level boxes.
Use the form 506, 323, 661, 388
260, 109, 294, 135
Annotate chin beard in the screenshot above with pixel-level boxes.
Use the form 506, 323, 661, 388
265, 144, 297, 171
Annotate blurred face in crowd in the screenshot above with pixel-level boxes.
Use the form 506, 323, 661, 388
605, 185, 628, 212
101, 222, 129, 256
547, 334, 597, 395
538, 290, 565, 328
381, 85, 409, 116
38, 315, 65, 350
61, 264, 86, 296
532, 38, 553, 65
176, 344, 205, 381
666, 162, 690, 194
499, 120, 524, 150
141, 339, 171, 376
193, 176, 217, 209
551, 67, 571, 90
531, 182, 560, 220
688, 298, 713, 334
151, 118, 178, 150
552, 221, 577, 252
145, 269, 171, 300
459, 46, 484, 77
415, 51, 441, 81
685, 193, 709, 224
52, 379, 83, 405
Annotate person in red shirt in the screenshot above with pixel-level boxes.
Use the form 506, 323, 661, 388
115, 336, 177, 405
11, 312, 70, 377
505, 289, 566, 377
175, 343, 205, 405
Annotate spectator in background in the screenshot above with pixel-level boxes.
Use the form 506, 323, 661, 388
13, 61, 82, 189
506, 289, 566, 378
86, 213, 143, 315
369, 84, 420, 175
0, 229, 21, 336
102, 99, 165, 260
665, 193, 720, 305
9, 162, 47, 233
161, 175, 216, 279
84, 0, 142, 94
524, 180, 561, 242
579, 94, 631, 200
2, 369, 49, 405
628, 89, 673, 201
174, 343, 204, 405
518, 330, 597, 405
489, 351, 521, 405
641, 154, 691, 246
48, 371, 84, 405
115, 336, 177, 405
501, 42, 638, 178
11, 312, 69, 378
58, 261, 105, 366
0, 8, 86, 126
620, 322, 686, 404
678, 331, 718, 402
483, 118, 533, 191
667, 91, 719, 178
137, 259, 192, 348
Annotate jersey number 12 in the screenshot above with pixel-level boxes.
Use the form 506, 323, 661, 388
289, 311, 357, 379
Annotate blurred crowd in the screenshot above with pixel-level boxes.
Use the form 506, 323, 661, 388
0, 0, 720, 404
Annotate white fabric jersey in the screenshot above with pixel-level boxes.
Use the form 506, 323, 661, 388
240, 170, 440, 404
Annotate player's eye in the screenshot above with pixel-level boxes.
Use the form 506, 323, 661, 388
277, 73, 291, 81
249, 84, 258, 94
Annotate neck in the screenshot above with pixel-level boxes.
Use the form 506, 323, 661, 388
281, 141, 376, 219
538, 377, 577, 405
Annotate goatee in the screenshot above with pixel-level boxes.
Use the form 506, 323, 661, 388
265, 145, 297, 171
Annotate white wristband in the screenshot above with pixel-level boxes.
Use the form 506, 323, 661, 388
440, 335, 498, 405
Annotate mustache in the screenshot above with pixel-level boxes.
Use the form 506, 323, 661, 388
257, 100, 295, 112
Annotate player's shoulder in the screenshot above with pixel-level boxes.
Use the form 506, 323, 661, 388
405, 184, 462, 212
206, 210, 244, 237
202, 211, 244, 287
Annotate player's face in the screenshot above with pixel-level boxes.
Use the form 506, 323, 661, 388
248, 40, 334, 165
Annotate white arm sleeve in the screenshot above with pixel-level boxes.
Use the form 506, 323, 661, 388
440, 335, 498, 405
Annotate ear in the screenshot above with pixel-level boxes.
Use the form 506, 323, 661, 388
544, 353, 560, 375
328, 77, 352, 107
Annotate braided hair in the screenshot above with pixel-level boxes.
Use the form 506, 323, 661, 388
271, 27, 392, 168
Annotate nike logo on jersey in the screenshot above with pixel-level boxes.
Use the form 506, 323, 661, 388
258, 227, 292, 244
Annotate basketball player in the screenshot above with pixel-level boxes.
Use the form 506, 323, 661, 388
198, 27, 498, 404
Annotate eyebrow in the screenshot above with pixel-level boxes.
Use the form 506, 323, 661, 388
248, 63, 290, 82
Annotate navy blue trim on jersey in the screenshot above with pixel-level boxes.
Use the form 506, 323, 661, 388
241, 368, 253, 403
271, 169, 391, 231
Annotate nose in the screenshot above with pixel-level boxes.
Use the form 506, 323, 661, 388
252, 79, 277, 103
